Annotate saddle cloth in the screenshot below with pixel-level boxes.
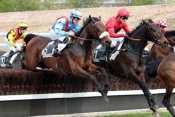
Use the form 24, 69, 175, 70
93, 37, 124, 62
42, 41, 67, 58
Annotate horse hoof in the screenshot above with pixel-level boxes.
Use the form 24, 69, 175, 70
104, 96, 109, 103
100, 91, 109, 103
153, 111, 160, 117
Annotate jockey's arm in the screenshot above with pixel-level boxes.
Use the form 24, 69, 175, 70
108, 27, 127, 38
71, 24, 81, 33
53, 19, 69, 37
122, 23, 130, 33
7, 32, 16, 47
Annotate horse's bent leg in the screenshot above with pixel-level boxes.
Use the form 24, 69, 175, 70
87, 63, 110, 93
75, 66, 110, 102
74, 66, 102, 92
162, 87, 175, 116
95, 67, 110, 93
65, 51, 108, 102
129, 69, 158, 116
24, 52, 39, 71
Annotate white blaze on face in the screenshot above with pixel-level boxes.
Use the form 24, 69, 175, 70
99, 31, 109, 39
144, 41, 154, 52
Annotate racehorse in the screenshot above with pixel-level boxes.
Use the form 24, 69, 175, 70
23, 16, 110, 101
97, 19, 168, 116
146, 30, 175, 117
145, 30, 175, 78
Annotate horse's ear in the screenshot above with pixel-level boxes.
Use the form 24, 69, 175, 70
98, 16, 101, 20
143, 19, 153, 24
83, 17, 87, 25
148, 19, 153, 23
89, 15, 92, 19
142, 19, 149, 25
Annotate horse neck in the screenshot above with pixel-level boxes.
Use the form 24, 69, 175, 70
127, 28, 148, 56
79, 28, 93, 62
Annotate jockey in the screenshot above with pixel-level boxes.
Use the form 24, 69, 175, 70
94, 8, 131, 62
1, 21, 28, 66
42, 9, 82, 58
106, 8, 130, 47
104, 8, 130, 61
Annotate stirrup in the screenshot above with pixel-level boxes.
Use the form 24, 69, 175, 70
52, 48, 61, 56
0, 56, 11, 67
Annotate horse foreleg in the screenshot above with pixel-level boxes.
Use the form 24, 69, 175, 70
95, 67, 110, 96
65, 52, 108, 102
76, 66, 109, 102
24, 49, 39, 71
163, 87, 175, 116
84, 62, 110, 102
129, 68, 159, 116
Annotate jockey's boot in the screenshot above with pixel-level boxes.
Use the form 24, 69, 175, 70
42, 40, 59, 58
94, 44, 107, 62
0, 50, 14, 67
53, 40, 61, 56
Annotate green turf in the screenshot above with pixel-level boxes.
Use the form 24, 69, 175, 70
97, 112, 171, 117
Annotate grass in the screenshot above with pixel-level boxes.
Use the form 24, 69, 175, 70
97, 112, 172, 117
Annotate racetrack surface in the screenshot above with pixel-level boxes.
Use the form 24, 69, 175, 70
0, 4, 175, 33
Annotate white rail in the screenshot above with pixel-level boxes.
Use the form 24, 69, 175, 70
0, 89, 172, 101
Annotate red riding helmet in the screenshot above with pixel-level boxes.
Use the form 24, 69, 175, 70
116, 8, 130, 17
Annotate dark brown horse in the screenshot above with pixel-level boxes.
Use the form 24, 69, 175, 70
147, 30, 175, 116
97, 19, 168, 116
23, 16, 110, 101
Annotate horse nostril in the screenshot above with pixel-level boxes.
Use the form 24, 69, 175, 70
164, 41, 168, 45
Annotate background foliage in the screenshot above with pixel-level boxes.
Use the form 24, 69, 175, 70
0, 0, 174, 12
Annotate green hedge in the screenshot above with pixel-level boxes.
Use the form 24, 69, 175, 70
0, 0, 174, 12
130, 0, 155, 5
0, 0, 40, 12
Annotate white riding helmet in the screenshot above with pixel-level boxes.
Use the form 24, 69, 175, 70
70, 9, 82, 19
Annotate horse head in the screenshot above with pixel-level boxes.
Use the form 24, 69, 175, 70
128, 19, 168, 50
77, 15, 110, 43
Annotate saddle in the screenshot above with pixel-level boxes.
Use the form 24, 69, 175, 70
93, 42, 126, 63
0, 51, 24, 68
42, 39, 70, 58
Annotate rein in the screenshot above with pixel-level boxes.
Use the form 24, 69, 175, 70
69, 35, 92, 41
127, 37, 142, 42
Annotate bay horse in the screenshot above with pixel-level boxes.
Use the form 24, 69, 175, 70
97, 19, 168, 116
146, 30, 175, 116
23, 16, 110, 101
145, 30, 175, 78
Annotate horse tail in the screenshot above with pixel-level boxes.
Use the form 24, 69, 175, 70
24, 33, 37, 45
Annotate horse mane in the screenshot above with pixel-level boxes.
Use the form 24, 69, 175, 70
165, 30, 175, 38
75, 16, 100, 36
128, 19, 153, 36
24, 33, 37, 44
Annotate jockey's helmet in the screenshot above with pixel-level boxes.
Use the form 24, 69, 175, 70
70, 9, 82, 20
17, 21, 28, 30
155, 19, 167, 28
116, 8, 130, 18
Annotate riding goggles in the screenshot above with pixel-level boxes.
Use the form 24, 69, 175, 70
73, 17, 81, 21
120, 16, 128, 20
